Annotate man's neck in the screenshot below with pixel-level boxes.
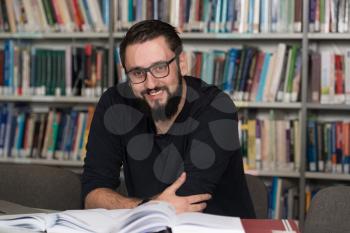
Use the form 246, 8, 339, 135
154, 79, 187, 135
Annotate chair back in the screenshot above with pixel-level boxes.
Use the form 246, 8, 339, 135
303, 185, 350, 233
0, 163, 81, 210
245, 174, 268, 219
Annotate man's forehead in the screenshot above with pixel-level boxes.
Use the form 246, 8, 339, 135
125, 37, 173, 68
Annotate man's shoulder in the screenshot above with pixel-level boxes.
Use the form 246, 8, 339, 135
98, 82, 132, 107
185, 76, 236, 117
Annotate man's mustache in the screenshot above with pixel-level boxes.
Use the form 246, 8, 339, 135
141, 86, 168, 96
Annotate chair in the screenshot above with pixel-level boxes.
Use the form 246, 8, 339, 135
0, 163, 81, 211
245, 174, 268, 219
303, 185, 350, 233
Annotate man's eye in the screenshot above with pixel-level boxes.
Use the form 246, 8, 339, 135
153, 63, 167, 72
131, 70, 144, 77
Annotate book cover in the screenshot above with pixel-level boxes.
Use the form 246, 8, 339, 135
310, 51, 321, 102
307, 120, 317, 172
256, 52, 271, 102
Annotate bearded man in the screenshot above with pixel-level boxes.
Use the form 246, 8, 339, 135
82, 20, 255, 218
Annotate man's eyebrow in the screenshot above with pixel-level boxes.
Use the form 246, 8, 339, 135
127, 66, 143, 71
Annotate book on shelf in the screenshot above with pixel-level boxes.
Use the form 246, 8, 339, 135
173, 43, 302, 103
114, 0, 302, 33
0, 104, 95, 161
309, 49, 350, 104
308, 0, 350, 33
0, 201, 245, 233
0, 0, 108, 33
239, 112, 300, 172
0, 40, 110, 97
307, 119, 350, 174
267, 177, 299, 220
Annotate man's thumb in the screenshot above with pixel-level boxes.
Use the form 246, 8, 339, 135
167, 172, 186, 193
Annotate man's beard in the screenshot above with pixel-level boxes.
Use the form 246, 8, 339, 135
134, 75, 183, 122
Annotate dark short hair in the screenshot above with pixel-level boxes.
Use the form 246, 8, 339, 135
119, 20, 183, 69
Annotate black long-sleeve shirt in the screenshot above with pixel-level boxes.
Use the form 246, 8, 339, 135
82, 76, 255, 218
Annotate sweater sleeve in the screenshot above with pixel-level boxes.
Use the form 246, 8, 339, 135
81, 90, 123, 203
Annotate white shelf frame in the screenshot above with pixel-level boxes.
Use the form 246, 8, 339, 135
307, 103, 350, 110
0, 95, 99, 104
245, 170, 300, 178
235, 101, 301, 109
0, 157, 83, 167
308, 33, 350, 40
114, 32, 303, 40
305, 172, 350, 181
0, 32, 110, 39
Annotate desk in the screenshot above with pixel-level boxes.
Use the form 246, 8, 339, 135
155, 219, 300, 233
0, 200, 54, 215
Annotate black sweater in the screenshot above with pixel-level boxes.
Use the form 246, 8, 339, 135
82, 76, 255, 218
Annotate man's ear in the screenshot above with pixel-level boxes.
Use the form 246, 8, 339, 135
178, 51, 188, 76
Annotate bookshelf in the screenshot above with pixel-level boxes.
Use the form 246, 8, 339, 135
302, 0, 350, 227
0, 0, 349, 226
0, 96, 99, 104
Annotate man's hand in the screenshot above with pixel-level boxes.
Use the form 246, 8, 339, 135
154, 172, 211, 214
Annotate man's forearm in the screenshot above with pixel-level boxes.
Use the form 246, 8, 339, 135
84, 188, 141, 209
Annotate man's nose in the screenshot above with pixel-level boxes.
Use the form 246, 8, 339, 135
144, 71, 158, 89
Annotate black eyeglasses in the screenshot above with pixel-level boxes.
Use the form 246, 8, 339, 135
125, 55, 178, 84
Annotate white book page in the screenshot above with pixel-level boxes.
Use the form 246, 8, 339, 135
48, 209, 129, 233
113, 201, 175, 233
0, 213, 50, 232
175, 212, 244, 233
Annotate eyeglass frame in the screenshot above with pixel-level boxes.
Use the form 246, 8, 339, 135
125, 54, 178, 84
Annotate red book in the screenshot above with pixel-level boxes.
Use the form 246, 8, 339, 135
72, 0, 84, 31
84, 44, 93, 84
51, 0, 64, 26
195, 0, 201, 21
195, 52, 202, 78
343, 123, 350, 157
96, 50, 103, 82
242, 219, 300, 233
334, 54, 344, 95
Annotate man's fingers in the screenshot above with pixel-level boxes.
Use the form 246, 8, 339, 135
186, 194, 212, 204
189, 202, 207, 212
166, 172, 186, 193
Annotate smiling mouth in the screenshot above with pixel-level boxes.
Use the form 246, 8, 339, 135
148, 89, 163, 96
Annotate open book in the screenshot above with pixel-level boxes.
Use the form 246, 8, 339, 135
0, 201, 245, 233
